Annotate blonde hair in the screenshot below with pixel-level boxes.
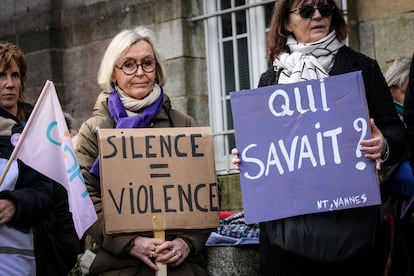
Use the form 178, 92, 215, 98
97, 26, 166, 92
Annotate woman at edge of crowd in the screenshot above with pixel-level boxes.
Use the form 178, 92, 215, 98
75, 25, 210, 275
384, 56, 411, 124
382, 55, 414, 276
232, 0, 406, 275
404, 53, 414, 174
0, 42, 56, 275
382, 56, 414, 197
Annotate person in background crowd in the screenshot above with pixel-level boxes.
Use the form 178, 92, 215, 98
402, 53, 414, 275
384, 56, 412, 123
0, 42, 55, 275
382, 55, 414, 276
64, 112, 79, 147
383, 56, 414, 197
232, 0, 406, 275
34, 182, 81, 276
404, 53, 414, 173
0, 43, 80, 276
75, 25, 209, 275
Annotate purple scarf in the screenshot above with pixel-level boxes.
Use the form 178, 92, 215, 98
89, 89, 163, 178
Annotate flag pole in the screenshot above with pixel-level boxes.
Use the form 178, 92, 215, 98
0, 80, 52, 186
0, 158, 15, 186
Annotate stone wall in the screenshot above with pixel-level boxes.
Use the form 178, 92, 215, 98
0, 0, 207, 129
218, 173, 243, 212
350, 0, 414, 70
0, 0, 413, 156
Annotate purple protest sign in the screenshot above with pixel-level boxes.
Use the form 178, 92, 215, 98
230, 71, 381, 224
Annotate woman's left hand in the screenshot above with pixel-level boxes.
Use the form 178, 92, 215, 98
231, 148, 241, 170
0, 199, 16, 224
155, 238, 190, 267
359, 118, 387, 170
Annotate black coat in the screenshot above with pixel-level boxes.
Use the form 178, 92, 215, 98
0, 107, 54, 227
33, 183, 81, 276
257, 46, 406, 276
0, 106, 80, 275
403, 53, 414, 170
0, 160, 54, 227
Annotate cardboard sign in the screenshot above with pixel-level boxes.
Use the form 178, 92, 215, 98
98, 127, 219, 234
230, 71, 381, 224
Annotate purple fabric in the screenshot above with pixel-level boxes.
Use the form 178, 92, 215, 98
385, 160, 414, 218
401, 197, 414, 219
108, 89, 163, 128
89, 89, 163, 178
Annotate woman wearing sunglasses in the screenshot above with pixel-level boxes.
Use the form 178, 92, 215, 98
232, 0, 406, 275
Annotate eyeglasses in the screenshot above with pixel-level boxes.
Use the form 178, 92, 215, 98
290, 4, 334, 19
115, 58, 156, 75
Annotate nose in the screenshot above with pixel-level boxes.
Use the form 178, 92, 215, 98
312, 7, 322, 19
135, 64, 145, 76
4, 76, 14, 88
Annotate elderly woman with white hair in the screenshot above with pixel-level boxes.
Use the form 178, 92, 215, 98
75, 26, 209, 276
384, 56, 412, 122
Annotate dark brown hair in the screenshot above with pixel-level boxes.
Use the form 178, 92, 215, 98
0, 43, 29, 120
266, 0, 347, 61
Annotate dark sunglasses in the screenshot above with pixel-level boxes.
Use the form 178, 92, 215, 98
290, 4, 334, 19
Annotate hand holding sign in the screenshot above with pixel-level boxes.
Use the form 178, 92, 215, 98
154, 238, 189, 267
231, 148, 241, 170
353, 117, 368, 170
98, 127, 219, 234
230, 72, 381, 224
359, 118, 389, 170
128, 235, 164, 271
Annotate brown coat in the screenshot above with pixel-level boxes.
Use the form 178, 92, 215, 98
75, 91, 210, 276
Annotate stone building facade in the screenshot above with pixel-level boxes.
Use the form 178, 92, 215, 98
0, 0, 207, 128
1, 0, 413, 212
1, 0, 413, 127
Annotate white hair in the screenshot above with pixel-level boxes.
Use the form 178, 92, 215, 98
97, 25, 166, 92
384, 56, 411, 89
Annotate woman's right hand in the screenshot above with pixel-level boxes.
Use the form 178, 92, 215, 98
0, 199, 16, 224
129, 236, 164, 270
231, 148, 241, 170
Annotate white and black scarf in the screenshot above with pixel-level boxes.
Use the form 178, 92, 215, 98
273, 31, 344, 83
116, 83, 162, 116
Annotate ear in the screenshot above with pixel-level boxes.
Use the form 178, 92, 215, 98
111, 74, 117, 87
285, 22, 292, 33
